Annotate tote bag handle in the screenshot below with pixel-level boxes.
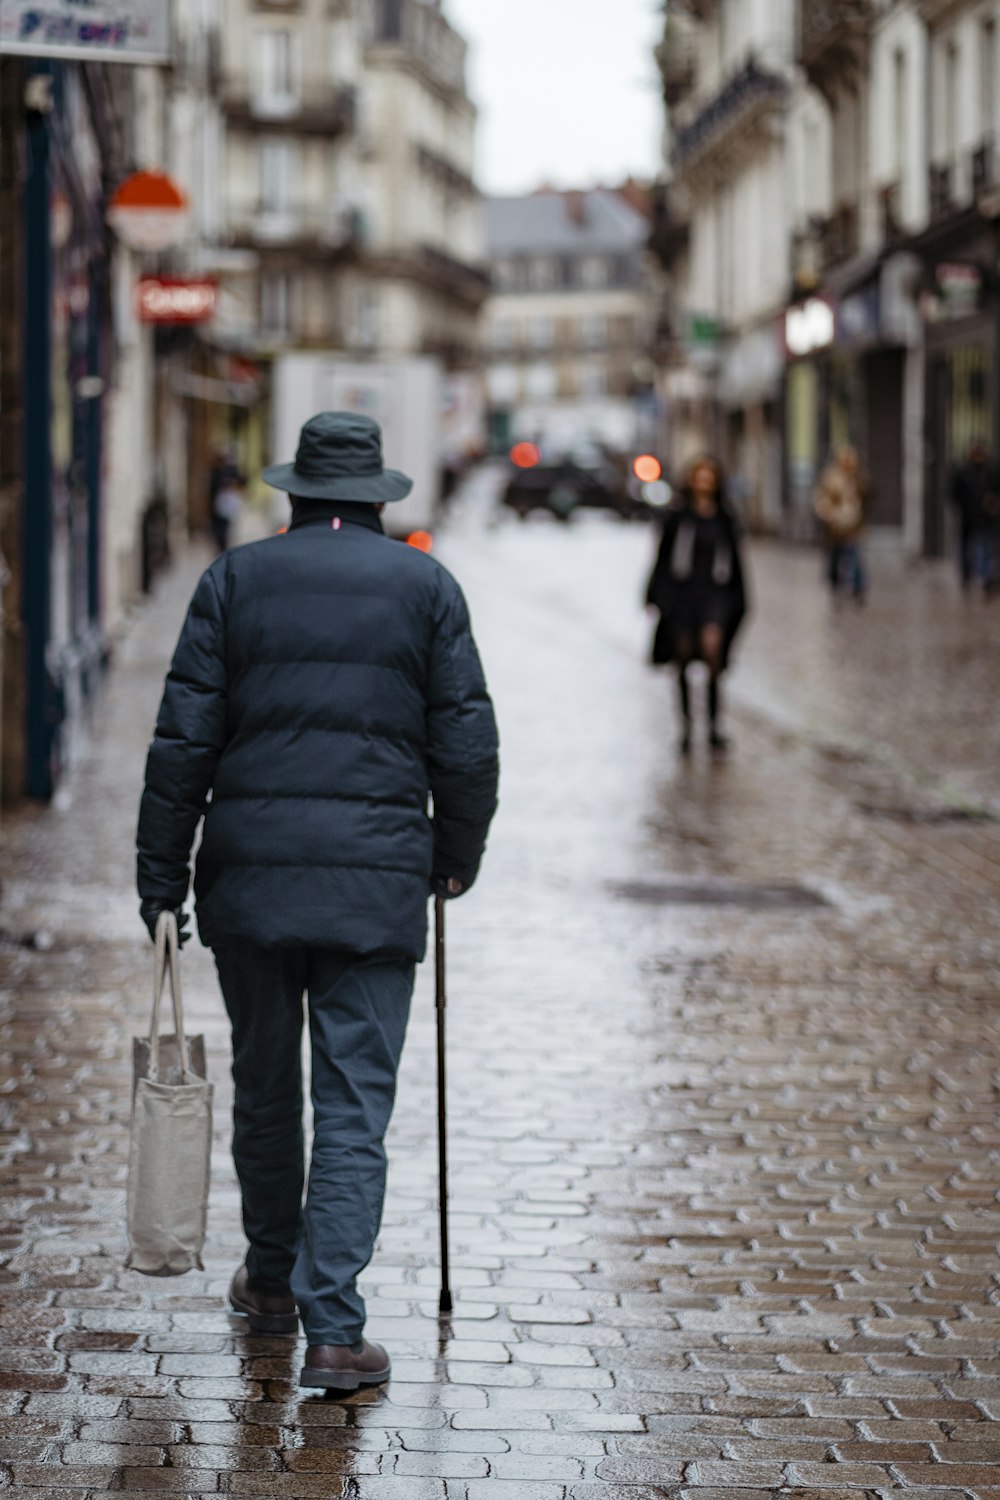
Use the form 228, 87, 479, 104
150, 912, 194, 1082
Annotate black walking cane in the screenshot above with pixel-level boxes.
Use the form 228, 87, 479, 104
434, 894, 453, 1316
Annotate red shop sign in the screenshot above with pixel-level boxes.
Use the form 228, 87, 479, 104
136, 277, 217, 324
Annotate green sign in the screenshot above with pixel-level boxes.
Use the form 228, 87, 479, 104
688, 312, 721, 347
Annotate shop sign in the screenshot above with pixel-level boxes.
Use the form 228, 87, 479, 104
687, 311, 723, 371
922, 261, 984, 321
785, 297, 834, 357
136, 277, 216, 325
688, 312, 721, 348
0, 0, 170, 63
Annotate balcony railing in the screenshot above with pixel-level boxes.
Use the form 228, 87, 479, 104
929, 160, 955, 223
416, 244, 491, 299
648, 183, 689, 269
673, 58, 786, 176
800, 0, 871, 88
368, 0, 467, 97
817, 202, 860, 269
415, 143, 476, 198
220, 81, 356, 136
227, 203, 363, 254
879, 181, 903, 246
362, 243, 490, 309
972, 138, 1000, 199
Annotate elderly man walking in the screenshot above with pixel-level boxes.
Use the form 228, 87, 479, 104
136, 412, 499, 1390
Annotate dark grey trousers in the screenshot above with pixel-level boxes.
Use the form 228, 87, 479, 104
213, 945, 414, 1345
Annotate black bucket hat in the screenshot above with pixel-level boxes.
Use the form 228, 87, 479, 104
262, 411, 412, 503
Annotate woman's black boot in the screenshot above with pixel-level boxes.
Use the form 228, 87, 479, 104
708, 677, 728, 752
677, 669, 692, 755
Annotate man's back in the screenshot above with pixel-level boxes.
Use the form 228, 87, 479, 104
137, 507, 498, 959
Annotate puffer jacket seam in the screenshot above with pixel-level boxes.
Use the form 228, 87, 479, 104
203, 858, 430, 872
210, 790, 423, 806
234, 656, 415, 672
223, 726, 425, 750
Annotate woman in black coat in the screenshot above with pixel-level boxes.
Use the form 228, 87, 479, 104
645, 455, 747, 753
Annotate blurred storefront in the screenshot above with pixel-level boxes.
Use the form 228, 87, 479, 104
782, 256, 919, 544
6, 62, 119, 802
918, 253, 998, 559
0, 2, 170, 806
782, 295, 834, 536
717, 322, 784, 531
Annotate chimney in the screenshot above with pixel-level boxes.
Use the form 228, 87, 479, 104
565, 191, 588, 227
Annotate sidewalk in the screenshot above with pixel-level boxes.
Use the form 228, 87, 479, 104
734, 540, 1000, 818
1, 496, 1000, 1498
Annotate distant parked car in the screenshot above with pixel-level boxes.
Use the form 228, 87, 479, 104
501, 441, 629, 521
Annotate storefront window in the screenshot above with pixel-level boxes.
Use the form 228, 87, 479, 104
946, 344, 990, 464
828, 351, 853, 456
786, 361, 817, 480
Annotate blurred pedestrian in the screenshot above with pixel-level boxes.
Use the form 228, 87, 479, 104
645, 455, 747, 754
813, 446, 868, 602
950, 441, 999, 593
137, 411, 499, 1391
210, 470, 244, 553
208, 447, 241, 541
208, 445, 237, 503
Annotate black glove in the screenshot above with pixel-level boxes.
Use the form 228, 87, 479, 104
139, 902, 192, 948
432, 877, 464, 900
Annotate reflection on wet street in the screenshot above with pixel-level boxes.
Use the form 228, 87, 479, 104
2, 468, 1000, 1495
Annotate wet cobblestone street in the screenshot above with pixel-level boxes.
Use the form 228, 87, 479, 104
3, 473, 1000, 1498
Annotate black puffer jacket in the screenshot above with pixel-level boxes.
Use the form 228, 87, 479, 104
136, 505, 499, 960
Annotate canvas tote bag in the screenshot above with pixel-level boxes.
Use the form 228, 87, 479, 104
126, 912, 213, 1275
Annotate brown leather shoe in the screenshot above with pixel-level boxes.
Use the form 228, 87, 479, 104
228, 1264, 298, 1334
299, 1339, 391, 1391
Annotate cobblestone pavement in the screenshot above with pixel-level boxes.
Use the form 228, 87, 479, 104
2, 470, 1000, 1498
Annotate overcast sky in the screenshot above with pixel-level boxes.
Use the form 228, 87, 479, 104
442, 0, 664, 197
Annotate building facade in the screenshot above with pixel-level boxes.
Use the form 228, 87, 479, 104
655, 0, 1000, 555
205, 0, 486, 495
785, 0, 925, 542
0, 48, 165, 805
483, 187, 656, 455
913, 0, 1000, 558
0, 0, 486, 809
655, 0, 796, 531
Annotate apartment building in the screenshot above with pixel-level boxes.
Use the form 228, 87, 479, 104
786, 0, 1000, 553
656, 0, 796, 531
914, 0, 1000, 556
204, 0, 485, 477
483, 187, 655, 454
781, 1, 925, 541
655, 0, 1000, 554
348, 0, 486, 363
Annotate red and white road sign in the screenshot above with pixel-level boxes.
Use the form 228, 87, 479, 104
136, 277, 217, 325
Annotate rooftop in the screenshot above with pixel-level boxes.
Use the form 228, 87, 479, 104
485, 188, 650, 257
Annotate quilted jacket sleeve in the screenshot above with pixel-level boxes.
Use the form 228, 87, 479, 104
136, 565, 229, 907
426, 578, 499, 893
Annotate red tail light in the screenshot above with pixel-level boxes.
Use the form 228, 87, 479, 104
633, 454, 662, 483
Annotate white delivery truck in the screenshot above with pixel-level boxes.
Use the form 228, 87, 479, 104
270, 354, 444, 540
